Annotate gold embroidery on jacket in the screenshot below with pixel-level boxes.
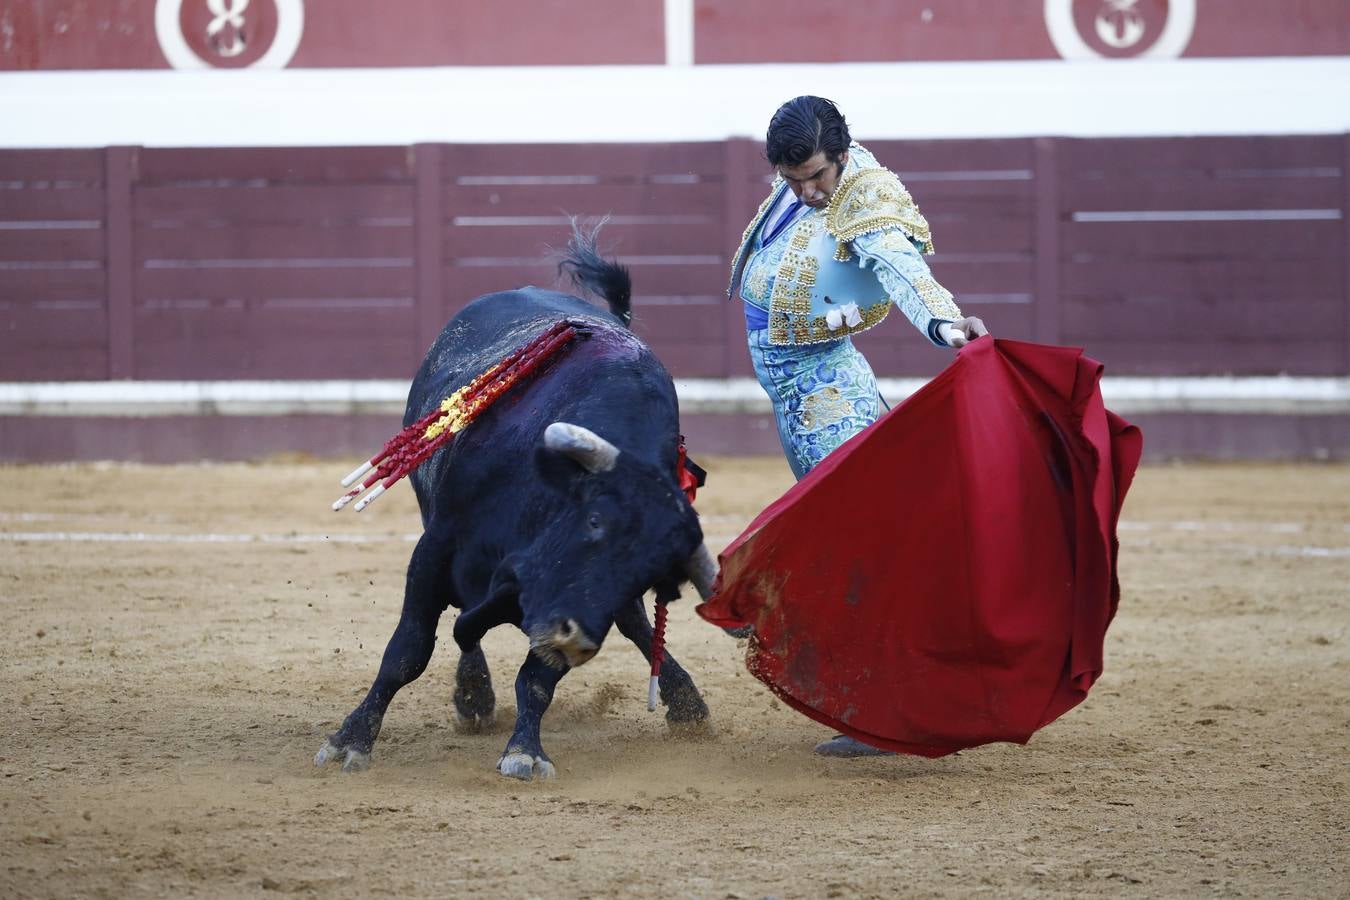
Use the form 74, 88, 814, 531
727, 177, 785, 297
914, 276, 962, 319
744, 265, 771, 304
825, 167, 935, 260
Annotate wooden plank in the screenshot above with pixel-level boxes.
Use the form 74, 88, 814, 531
445, 142, 726, 177
1057, 339, 1345, 375
137, 147, 412, 184
134, 337, 420, 379
636, 342, 729, 378
105, 147, 134, 379
446, 181, 726, 218
1061, 257, 1340, 299
444, 263, 727, 303
1061, 219, 1341, 259
135, 224, 414, 260
960, 304, 1036, 341
135, 306, 418, 340
1062, 172, 1342, 211
0, 268, 106, 302
1060, 295, 1343, 340
431, 213, 1029, 263
445, 223, 726, 259
927, 259, 1035, 295
625, 302, 728, 342
864, 139, 1037, 172
0, 229, 105, 261
925, 192, 1033, 216
0, 149, 104, 183
889, 182, 1035, 208
134, 266, 416, 302
133, 308, 419, 379
926, 215, 1034, 253
862, 304, 1039, 348
133, 184, 416, 225
0, 308, 110, 381
851, 331, 955, 379
443, 264, 557, 307
0, 188, 106, 220
1058, 136, 1341, 172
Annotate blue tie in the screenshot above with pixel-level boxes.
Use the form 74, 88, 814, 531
764, 199, 803, 245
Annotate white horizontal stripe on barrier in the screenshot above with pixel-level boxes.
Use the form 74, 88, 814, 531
1, 376, 1348, 417
2, 58, 1348, 148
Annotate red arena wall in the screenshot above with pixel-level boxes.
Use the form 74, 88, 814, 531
694, 0, 1350, 64
3, 136, 1346, 383
2, 0, 1347, 70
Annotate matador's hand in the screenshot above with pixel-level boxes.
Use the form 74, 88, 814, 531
938, 317, 989, 349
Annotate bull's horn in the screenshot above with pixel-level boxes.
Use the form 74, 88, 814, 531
543, 422, 620, 473
685, 542, 718, 601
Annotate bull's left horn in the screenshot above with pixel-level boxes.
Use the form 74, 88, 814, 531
543, 422, 619, 473
685, 542, 718, 601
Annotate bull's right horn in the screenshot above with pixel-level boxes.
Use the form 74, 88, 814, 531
685, 542, 718, 601
544, 422, 620, 473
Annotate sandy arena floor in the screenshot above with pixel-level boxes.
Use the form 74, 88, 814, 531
1, 458, 1347, 898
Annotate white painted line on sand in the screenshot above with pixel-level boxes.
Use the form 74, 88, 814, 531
0, 532, 420, 544
3, 523, 1348, 559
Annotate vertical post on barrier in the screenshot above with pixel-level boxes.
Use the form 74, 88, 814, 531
414, 142, 446, 354
1033, 137, 1061, 347
722, 137, 756, 377
1342, 132, 1350, 373
105, 146, 136, 380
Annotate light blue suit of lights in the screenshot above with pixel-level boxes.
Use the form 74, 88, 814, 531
732, 142, 964, 479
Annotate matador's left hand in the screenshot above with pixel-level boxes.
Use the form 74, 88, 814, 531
939, 317, 989, 349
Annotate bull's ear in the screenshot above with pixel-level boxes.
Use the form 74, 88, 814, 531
543, 422, 619, 473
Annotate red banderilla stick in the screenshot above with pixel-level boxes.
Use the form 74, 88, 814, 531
333, 320, 578, 512
648, 599, 668, 711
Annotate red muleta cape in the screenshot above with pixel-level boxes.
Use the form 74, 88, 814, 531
697, 338, 1142, 757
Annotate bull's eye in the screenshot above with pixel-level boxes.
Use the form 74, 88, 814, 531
586, 511, 604, 537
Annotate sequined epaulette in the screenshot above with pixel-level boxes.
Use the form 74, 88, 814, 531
823, 167, 934, 261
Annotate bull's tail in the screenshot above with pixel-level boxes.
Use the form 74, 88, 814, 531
559, 217, 633, 328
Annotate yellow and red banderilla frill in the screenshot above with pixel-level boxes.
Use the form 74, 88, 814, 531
332, 319, 580, 512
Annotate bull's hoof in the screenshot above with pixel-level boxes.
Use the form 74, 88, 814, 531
664, 686, 710, 726
314, 738, 372, 773
453, 710, 496, 734
453, 682, 496, 729
497, 751, 556, 781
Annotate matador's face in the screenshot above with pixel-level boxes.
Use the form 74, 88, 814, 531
777, 150, 849, 209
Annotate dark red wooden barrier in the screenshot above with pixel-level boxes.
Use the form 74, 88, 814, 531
2, 135, 1346, 384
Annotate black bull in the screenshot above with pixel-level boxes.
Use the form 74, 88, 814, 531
316, 233, 717, 780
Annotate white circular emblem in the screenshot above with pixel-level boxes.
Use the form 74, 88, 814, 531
1044, 0, 1195, 60
155, 0, 305, 70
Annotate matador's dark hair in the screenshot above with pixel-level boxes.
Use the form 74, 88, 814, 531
765, 96, 851, 169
